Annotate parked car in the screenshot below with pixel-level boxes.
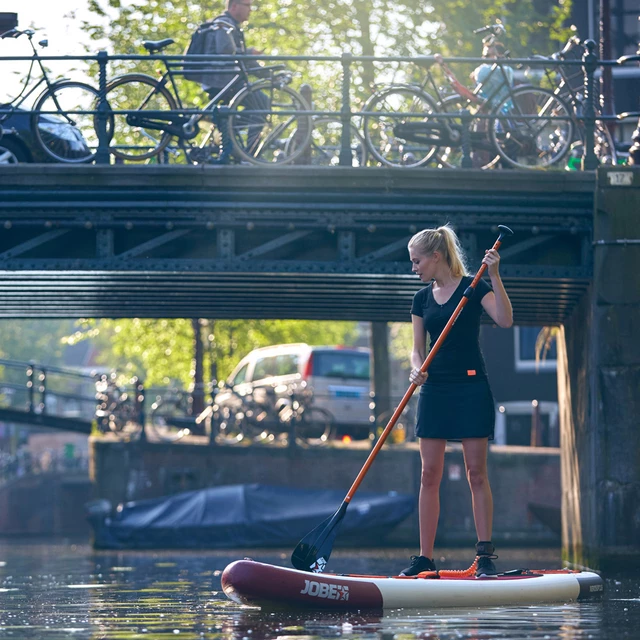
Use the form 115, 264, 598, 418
0, 106, 91, 163
214, 343, 373, 439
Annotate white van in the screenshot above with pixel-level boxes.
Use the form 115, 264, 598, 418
214, 343, 373, 438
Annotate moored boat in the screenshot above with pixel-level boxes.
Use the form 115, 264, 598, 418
86, 483, 414, 550
222, 559, 604, 610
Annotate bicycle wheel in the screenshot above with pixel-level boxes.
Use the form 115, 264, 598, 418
214, 405, 245, 444
32, 81, 103, 163
148, 396, 193, 443
375, 406, 415, 443
295, 406, 336, 447
285, 116, 367, 166
108, 395, 143, 439
490, 86, 574, 169
568, 120, 617, 167
436, 95, 500, 170
180, 116, 225, 165
228, 80, 311, 164
363, 86, 439, 168
103, 73, 177, 161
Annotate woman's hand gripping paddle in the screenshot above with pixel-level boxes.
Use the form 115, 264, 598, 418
291, 225, 514, 573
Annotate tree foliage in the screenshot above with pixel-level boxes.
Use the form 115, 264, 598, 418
0, 320, 78, 364
63, 318, 358, 388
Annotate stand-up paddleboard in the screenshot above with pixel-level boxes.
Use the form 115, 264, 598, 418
222, 559, 604, 610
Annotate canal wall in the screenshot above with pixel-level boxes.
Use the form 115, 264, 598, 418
0, 471, 91, 536
560, 166, 640, 571
90, 438, 561, 547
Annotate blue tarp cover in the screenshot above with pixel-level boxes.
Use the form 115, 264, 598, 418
87, 484, 415, 550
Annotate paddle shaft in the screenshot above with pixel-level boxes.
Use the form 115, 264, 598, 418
344, 231, 509, 504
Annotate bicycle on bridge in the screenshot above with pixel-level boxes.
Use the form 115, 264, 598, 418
102, 36, 313, 165
362, 24, 575, 170
530, 35, 617, 167
0, 25, 101, 163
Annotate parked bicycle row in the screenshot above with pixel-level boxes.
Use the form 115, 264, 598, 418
1, 20, 635, 169
95, 377, 421, 449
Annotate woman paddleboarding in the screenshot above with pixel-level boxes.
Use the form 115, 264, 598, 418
401, 223, 513, 578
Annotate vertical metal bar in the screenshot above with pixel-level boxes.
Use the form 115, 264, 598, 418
214, 105, 233, 165
293, 84, 313, 165
339, 52, 353, 167
460, 109, 473, 168
288, 390, 298, 451
27, 364, 35, 413
136, 377, 147, 442
96, 228, 114, 259
95, 50, 110, 165
628, 117, 640, 166
581, 40, 599, 170
599, 0, 615, 144
39, 368, 47, 414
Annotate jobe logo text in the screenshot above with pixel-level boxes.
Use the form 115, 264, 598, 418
300, 580, 349, 600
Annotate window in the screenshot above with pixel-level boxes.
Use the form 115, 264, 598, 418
514, 326, 557, 372
274, 354, 298, 376
232, 364, 249, 386
313, 352, 370, 380
494, 400, 559, 447
252, 356, 277, 381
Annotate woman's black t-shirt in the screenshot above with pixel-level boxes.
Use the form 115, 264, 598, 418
411, 276, 493, 385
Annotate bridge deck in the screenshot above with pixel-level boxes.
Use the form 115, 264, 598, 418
0, 165, 595, 324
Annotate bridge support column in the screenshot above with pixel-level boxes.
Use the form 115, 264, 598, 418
559, 167, 640, 571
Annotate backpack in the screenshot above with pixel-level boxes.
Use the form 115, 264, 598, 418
183, 17, 237, 84
183, 21, 215, 83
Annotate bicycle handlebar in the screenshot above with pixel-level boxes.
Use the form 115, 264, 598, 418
473, 24, 506, 36
0, 28, 34, 39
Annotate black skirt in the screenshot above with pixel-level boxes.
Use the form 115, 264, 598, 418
415, 379, 495, 440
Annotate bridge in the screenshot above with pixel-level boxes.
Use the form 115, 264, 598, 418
0, 165, 595, 325
0, 359, 94, 433
1, 159, 639, 572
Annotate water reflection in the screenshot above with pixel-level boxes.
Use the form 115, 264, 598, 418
0, 541, 637, 640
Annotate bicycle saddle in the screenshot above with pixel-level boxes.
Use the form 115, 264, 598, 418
143, 38, 175, 53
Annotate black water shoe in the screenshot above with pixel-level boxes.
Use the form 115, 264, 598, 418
400, 555, 436, 576
475, 540, 499, 578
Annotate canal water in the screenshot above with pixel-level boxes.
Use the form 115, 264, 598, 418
0, 540, 638, 639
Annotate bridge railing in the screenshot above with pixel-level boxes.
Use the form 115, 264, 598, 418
1, 40, 638, 169
0, 359, 98, 423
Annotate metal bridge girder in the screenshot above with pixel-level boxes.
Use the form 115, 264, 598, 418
0, 165, 595, 324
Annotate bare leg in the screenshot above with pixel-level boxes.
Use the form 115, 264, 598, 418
461, 437, 493, 541
418, 438, 447, 558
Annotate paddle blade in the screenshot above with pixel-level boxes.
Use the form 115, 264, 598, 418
291, 501, 348, 572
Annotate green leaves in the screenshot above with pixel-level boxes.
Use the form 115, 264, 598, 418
63, 318, 357, 389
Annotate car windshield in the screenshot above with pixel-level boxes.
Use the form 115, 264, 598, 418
313, 351, 370, 380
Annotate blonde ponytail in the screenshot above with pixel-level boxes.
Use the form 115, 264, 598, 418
408, 223, 469, 277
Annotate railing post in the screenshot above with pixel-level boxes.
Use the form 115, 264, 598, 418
628, 117, 640, 165
136, 377, 147, 442
26, 364, 35, 413
293, 84, 313, 165
369, 391, 377, 445
39, 368, 47, 414
95, 50, 110, 165
581, 39, 599, 171
288, 391, 298, 452
213, 105, 232, 164
460, 109, 473, 168
339, 52, 353, 167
